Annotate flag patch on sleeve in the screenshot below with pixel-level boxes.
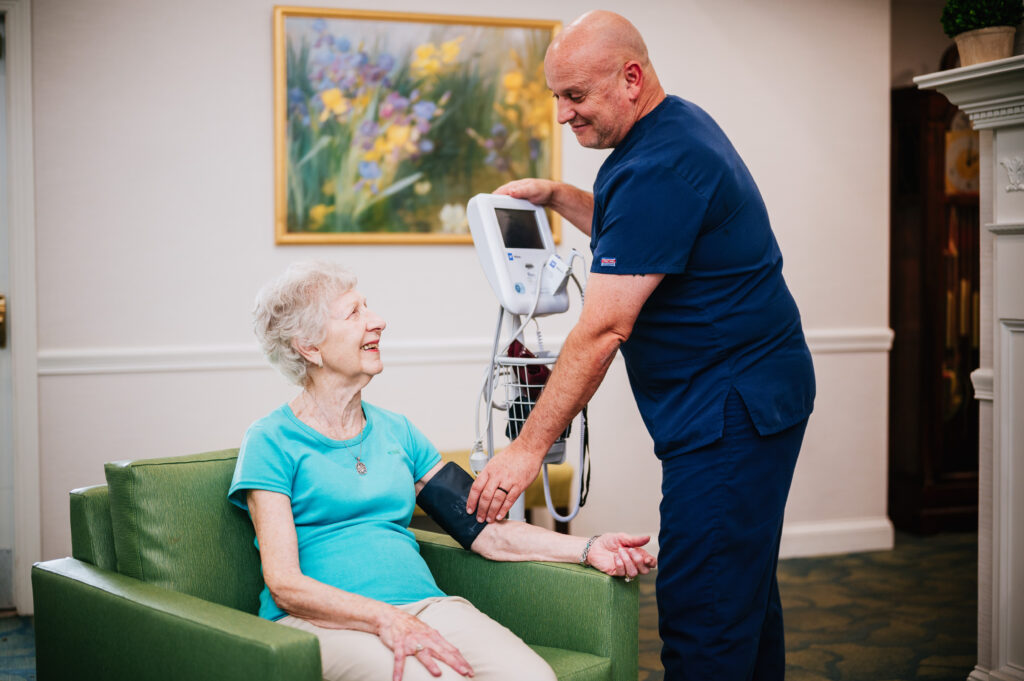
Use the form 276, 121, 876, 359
600, 257, 617, 267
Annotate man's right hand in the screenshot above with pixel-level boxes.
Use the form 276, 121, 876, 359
494, 179, 595, 236
466, 440, 545, 523
494, 178, 559, 205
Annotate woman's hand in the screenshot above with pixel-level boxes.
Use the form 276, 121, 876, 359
376, 605, 474, 681
584, 533, 657, 581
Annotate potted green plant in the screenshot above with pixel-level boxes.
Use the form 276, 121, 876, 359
942, 0, 1024, 66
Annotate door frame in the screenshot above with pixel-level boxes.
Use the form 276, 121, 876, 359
1, 0, 40, 614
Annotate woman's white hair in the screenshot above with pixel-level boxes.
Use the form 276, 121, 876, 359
253, 260, 357, 386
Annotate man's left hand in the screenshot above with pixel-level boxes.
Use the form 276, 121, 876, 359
466, 440, 544, 523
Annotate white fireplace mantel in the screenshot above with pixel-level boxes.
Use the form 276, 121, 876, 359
916, 56, 1024, 681
916, 56, 1024, 129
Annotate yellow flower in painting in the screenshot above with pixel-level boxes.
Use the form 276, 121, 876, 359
414, 43, 436, 61
411, 37, 463, 79
411, 43, 442, 78
363, 136, 387, 163
414, 180, 432, 196
319, 88, 350, 122
386, 124, 416, 154
308, 204, 335, 230
498, 104, 520, 125
440, 37, 464, 64
503, 70, 524, 105
321, 180, 335, 196
495, 59, 554, 141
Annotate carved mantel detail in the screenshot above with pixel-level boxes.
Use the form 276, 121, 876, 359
1001, 156, 1024, 191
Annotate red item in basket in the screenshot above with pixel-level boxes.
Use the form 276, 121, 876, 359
506, 339, 550, 400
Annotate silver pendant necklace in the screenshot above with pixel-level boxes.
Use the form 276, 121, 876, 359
306, 390, 367, 475
354, 431, 367, 475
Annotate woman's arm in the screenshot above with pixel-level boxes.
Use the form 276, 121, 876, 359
247, 490, 473, 681
471, 524, 656, 580
415, 463, 656, 579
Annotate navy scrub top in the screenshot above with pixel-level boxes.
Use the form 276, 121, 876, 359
590, 95, 815, 458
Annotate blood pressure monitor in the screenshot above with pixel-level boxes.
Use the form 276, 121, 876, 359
467, 193, 570, 316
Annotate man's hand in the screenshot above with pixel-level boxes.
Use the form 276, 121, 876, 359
466, 440, 544, 523
494, 178, 558, 205
494, 179, 595, 235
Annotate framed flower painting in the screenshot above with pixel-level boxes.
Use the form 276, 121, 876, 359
273, 7, 562, 244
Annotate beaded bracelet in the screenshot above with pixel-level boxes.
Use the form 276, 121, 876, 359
579, 534, 601, 566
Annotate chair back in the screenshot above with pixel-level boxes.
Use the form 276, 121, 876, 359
102, 449, 264, 614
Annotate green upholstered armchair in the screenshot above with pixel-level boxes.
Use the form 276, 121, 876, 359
31, 450, 638, 681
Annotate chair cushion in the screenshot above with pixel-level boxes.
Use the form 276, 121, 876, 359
529, 645, 612, 681
104, 449, 263, 614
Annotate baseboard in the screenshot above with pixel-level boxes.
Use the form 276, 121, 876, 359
779, 516, 895, 558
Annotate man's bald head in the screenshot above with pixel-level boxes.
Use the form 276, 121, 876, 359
544, 11, 664, 149
548, 11, 651, 76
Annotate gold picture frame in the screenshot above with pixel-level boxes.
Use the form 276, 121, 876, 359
273, 6, 562, 244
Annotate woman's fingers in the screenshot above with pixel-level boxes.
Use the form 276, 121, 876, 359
589, 533, 658, 580
392, 650, 407, 681
424, 631, 473, 677
383, 610, 473, 680
398, 634, 473, 679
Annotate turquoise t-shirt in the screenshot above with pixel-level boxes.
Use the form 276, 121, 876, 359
228, 401, 444, 621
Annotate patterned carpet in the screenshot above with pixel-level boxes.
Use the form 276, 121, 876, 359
0, 613, 34, 681
638, 531, 977, 681
0, 532, 976, 681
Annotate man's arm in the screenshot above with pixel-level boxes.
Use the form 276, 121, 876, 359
494, 179, 595, 235
466, 271, 664, 523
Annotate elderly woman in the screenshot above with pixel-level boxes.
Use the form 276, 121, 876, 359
229, 261, 655, 681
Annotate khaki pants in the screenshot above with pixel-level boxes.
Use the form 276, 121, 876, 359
279, 596, 557, 681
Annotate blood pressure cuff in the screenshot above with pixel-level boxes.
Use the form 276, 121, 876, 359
416, 462, 489, 550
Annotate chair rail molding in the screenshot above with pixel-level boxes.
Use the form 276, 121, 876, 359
971, 368, 994, 402
36, 327, 895, 376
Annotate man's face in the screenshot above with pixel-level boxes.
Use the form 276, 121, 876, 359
545, 50, 631, 149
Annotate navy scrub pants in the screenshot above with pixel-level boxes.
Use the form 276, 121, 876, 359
657, 388, 807, 681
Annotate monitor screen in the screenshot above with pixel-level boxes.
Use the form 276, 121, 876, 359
495, 208, 544, 249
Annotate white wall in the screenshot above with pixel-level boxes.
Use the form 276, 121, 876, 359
29, 0, 894, 565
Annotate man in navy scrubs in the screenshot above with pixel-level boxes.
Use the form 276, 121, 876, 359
466, 10, 815, 681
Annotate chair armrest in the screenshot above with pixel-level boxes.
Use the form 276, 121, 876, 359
414, 529, 638, 681
69, 484, 117, 571
32, 558, 321, 681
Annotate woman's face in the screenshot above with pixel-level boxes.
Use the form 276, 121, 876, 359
315, 289, 386, 384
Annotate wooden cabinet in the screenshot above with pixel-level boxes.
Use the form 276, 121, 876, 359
888, 87, 979, 533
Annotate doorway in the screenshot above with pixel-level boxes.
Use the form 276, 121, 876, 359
0, 11, 13, 610
0, 0, 40, 614
888, 46, 980, 534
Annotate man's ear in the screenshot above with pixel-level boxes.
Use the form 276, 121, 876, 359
623, 61, 644, 100
294, 340, 322, 368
